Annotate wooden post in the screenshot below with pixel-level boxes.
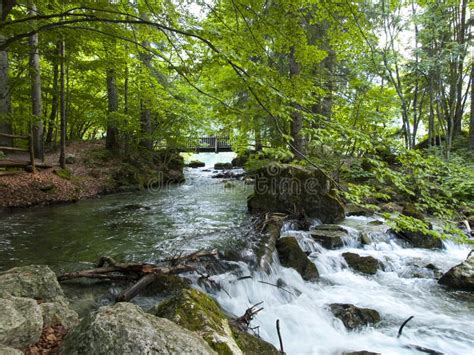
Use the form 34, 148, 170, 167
214, 136, 218, 153
29, 126, 36, 173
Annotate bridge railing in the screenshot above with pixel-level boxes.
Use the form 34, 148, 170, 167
184, 136, 233, 152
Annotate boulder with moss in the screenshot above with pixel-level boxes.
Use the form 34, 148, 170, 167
247, 163, 345, 223
230, 326, 280, 354
62, 302, 214, 354
149, 288, 278, 354
214, 162, 233, 170
394, 228, 444, 249
149, 288, 241, 354
276, 237, 319, 281
187, 160, 206, 168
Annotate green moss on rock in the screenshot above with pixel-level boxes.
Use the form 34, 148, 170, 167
231, 326, 280, 355
149, 289, 280, 354
149, 288, 240, 354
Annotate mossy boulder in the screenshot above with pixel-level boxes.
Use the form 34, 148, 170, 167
141, 274, 191, 297
247, 163, 344, 223
230, 326, 280, 354
214, 162, 233, 170
394, 228, 444, 249
342, 252, 382, 275
330, 303, 380, 330
438, 256, 474, 291
62, 302, 214, 354
149, 288, 241, 354
187, 160, 206, 168
276, 237, 319, 281
310, 225, 348, 249
149, 288, 278, 354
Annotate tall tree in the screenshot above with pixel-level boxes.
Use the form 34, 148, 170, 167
45, 43, 59, 144
106, 68, 119, 151
0, 0, 15, 147
59, 39, 66, 169
29, 2, 43, 160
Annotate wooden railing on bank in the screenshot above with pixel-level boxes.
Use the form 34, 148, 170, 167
0, 131, 36, 173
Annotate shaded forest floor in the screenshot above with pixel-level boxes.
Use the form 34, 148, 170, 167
0, 141, 130, 209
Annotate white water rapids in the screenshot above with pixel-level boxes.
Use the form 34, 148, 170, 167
212, 217, 473, 355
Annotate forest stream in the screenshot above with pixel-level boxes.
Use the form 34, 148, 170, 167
1, 153, 473, 355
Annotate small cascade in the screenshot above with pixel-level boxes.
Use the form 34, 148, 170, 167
214, 216, 474, 354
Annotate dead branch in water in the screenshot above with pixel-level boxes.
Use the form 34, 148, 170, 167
466, 249, 473, 261
406, 344, 444, 355
232, 302, 264, 331
57, 250, 219, 302
397, 316, 414, 338
276, 319, 285, 354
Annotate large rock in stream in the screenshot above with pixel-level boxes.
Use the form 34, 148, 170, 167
329, 304, 381, 330
62, 302, 214, 354
310, 224, 349, 249
276, 236, 319, 281
438, 255, 474, 291
393, 228, 444, 249
247, 163, 345, 223
149, 288, 279, 354
0, 265, 78, 351
0, 265, 65, 302
342, 252, 382, 275
0, 296, 43, 349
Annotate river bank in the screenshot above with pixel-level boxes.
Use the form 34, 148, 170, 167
0, 140, 184, 211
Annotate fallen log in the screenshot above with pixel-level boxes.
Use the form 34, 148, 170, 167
58, 251, 218, 302
258, 213, 286, 273
116, 273, 160, 302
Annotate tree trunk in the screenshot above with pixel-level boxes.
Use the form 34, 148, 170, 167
106, 68, 119, 151
469, 58, 474, 151
59, 40, 66, 169
140, 99, 152, 150
254, 117, 262, 151
0, 2, 12, 147
453, 0, 467, 137
45, 43, 59, 144
29, 3, 44, 161
289, 47, 305, 159
138, 12, 154, 151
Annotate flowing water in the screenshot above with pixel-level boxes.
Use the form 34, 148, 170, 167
0, 152, 472, 354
